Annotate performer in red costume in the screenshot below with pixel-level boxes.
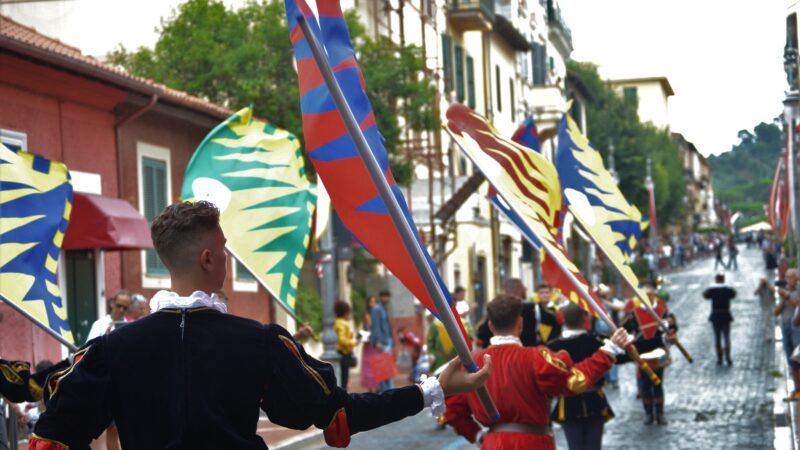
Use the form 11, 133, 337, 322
445, 294, 632, 449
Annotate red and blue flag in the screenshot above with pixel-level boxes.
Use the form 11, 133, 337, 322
284, 0, 468, 340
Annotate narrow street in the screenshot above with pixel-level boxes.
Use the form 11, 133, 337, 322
317, 246, 775, 449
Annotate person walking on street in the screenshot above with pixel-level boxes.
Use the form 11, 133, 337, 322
370, 290, 394, 393
713, 239, 726, 271
29, 201, 491, 450
360, 296, 379, 392
726, 236, 739, 271
702, 272, 736, 365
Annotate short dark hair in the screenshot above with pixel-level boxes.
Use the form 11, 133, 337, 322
487, 294, 523, 331
502, 278, 524, 295
109, 289, 132, 306
453, 286, 466, 294
35, 360, 54, 373
151, 201, 221, 270
536, 284, 551, 291
378, 290, 391, 297
334, 300, 351, 317
715, 273, 725, 283
562, 303, 586, 329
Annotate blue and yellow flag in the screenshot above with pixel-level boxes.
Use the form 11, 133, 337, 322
181, 107, 316, 312
554, 111, 653, 310
0, 143, 74, 344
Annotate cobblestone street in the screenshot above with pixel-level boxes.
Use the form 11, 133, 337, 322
319, 247, 777, 450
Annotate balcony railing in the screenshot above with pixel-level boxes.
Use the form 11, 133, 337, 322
493, 2, 532, 51
546, 0, 573, 53
446, 0, 495, 31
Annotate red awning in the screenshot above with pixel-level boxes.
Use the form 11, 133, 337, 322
63, 193, 153, 251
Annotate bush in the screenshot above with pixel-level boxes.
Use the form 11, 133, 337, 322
295, 286, 323, 333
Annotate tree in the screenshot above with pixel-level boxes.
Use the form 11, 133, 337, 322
567, 61, 686, 226
107, 0, 436, 185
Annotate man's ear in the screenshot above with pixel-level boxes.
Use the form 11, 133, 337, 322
199, 248, 213, 272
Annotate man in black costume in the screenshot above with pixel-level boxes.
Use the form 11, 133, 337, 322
702, 272, 736, 365
29, 201, 490, 450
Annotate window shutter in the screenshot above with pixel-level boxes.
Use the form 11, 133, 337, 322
142, 157, 169, 276
466, 56, 476, 109
495, 65, 502, 112
455, 45, 465, 103
442, 34, 453, 93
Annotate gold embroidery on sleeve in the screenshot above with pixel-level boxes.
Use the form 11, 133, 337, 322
566, 368, 588, 394
538, 348, 569, 372
278, 335, 332, 395
0, 362, 27, 385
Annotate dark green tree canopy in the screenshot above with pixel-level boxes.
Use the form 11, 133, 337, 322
108, 0, 435, 185
567, 61, 686, 226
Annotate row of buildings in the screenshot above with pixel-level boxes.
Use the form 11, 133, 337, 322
0, 0, 715, 362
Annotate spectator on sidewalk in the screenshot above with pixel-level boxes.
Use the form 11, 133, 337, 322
87, 290, 132, 341
127, 293, 150, 321
359, 295, 379, 392
726, 236, 739, 271
370, 290, 394, 393
334, 300, 358, 391
714, 240, 726, 271
776, 269, 800, 401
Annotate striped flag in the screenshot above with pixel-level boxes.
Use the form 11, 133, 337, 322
181, 107, 316, 312
446, 104, 606, 318
0, 143, 74, 344
284, 0, 468, 336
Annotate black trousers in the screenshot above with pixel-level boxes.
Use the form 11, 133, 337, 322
339, 352, 353, 391
638, 368, 665, 404
713, 321, 731, 352
561, 416, 605, 450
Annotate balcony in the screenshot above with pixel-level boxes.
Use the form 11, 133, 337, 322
493, 1, 532, 51
446, 0, 495, 32
546, 0, 573, 57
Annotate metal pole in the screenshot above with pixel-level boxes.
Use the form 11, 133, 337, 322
318, 210, 341, 381
0, 294, 78, 352
296, 15, 499, 420
645, 157, 657, 256
786, 95, 800, 260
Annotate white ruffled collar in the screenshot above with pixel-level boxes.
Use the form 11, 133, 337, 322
489, 335, 522, 346
150, 290, 228, 314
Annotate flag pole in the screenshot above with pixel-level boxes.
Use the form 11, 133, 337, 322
0, 293, 79, 352
296, 15, 499, 420
568, 215, 693, 363
445, 129, 661, 385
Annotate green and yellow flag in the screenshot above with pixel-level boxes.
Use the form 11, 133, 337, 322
181, 107, 316, 312
0, 143, 74, 344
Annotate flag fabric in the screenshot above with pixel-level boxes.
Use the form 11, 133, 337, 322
181, 107, 316, 312
0, 143, 74, 343
769, 155, 789, 239
554, 111, 655, 311
511, 115, 541, 153
284, 0, 467, 336
446, 104, 606, 319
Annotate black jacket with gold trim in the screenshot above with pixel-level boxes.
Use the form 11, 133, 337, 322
0, 358, 69, 403
546, 332, 613, 423
32, 308, 423, 450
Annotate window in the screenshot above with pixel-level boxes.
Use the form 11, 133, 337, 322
466, 56, 476, 109
495, 65, 502, 112
532, 43, 547, 86
441, 34, 453, 94
570, 100, 583, 131
509, 78, 515, 122
455, 45, 465, 102
0, 129, 27, 151
137, 142, 172, 287
232, 257, 258, 292
623, 86, 638, 102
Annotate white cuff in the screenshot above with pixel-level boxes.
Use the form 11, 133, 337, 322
420, 376, 445, 417
600, 339, 625, 356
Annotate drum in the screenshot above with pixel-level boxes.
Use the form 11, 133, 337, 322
639, 347, 671, 370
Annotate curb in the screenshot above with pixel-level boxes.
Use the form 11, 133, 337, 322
775, 323, 796, 450
271, 429, 325, 450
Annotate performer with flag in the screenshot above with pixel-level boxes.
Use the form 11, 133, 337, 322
30, 201, 491, 450
445, 294, 632, 449
620, 282, 678, 425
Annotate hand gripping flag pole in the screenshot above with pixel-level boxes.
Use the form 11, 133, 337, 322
295, 15, 500, 421
443, 106, 660, 385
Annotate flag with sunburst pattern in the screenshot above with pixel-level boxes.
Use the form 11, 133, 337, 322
0, 143, 74, 343
181, 107, 316, 312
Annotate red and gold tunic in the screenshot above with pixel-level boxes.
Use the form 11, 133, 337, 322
445, 339, 614, 450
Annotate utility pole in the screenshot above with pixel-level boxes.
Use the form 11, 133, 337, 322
785, 12, 800, 259
645, 157, 658, 255
318, 210, 341, 381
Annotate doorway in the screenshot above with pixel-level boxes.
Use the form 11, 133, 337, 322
65, 250, 98, 346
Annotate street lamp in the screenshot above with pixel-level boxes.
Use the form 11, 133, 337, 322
785, 13, 800, 259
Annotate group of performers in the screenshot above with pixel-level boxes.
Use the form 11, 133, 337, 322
0, 200, 686, 450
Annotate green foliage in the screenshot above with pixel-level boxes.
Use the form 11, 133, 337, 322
630, 257, 650, 279
295, 286, 323, 333
350, 288, 366, 329
107, 0, 436, 186
708, 121, 783, 223
567, 61, 686, 226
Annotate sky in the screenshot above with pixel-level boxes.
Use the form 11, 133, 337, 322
0, 0, 790, 156
560, 0, 788, 156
